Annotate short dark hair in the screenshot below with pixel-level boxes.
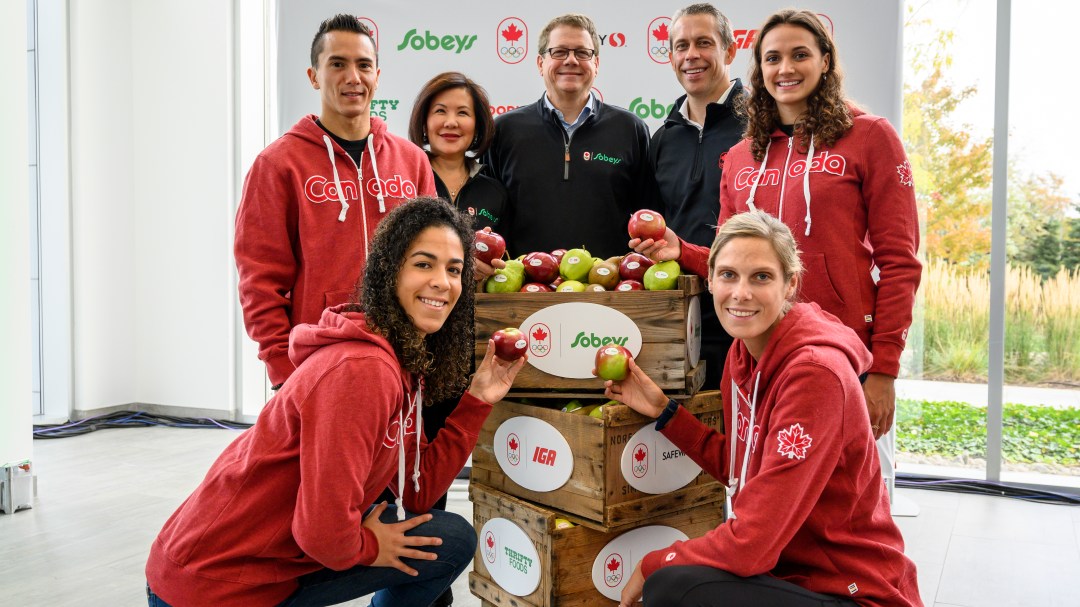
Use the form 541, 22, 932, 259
355, 197, 475, 403
310, 14, 378, 67
538, 13, 600, 57
408, 72, 495, 162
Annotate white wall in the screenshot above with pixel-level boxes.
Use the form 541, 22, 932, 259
1, 0, 33, 465
68, 0, 239, 415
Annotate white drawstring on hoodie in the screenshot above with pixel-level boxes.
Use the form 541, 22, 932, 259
395, 384, 423, 521
725, 371, 760, 521
321, 135, 387, 252
744, 133, 815, 237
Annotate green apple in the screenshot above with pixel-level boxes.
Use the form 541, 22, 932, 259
485, 265, 525, 293
560, 248, 594, 282
561, 399, 586, 413
589, 405, 605, 419
554, 518, 576, 529
643, 260, 681, 291
556, 280, 586, 292
573, 405, 598, 416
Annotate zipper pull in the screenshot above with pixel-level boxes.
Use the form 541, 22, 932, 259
563, 143, 570, 181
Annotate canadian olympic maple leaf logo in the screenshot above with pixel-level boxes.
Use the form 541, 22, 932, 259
483, 530, 497, 563
896, 161, 914, 187
631, 443, 649, 478
507, 433, 521, 466
497, 17, 528, 65
604, 553, 624, 587
647, 17, 672, 64
528, 322, 552, 357
776, 423, 813, 460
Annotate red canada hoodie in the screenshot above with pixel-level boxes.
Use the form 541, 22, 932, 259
234, 115, 436, 385
639, 303, 922, 606
145, 306, 490, 606
717, 108, 921, 377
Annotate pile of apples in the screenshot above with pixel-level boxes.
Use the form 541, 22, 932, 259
476, 210, 681, 293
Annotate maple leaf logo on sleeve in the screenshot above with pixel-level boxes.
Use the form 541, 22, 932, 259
776, 423, 813, 460
896, 160, 914, 187
502, 23, 523, 44
652, 22, 669, 42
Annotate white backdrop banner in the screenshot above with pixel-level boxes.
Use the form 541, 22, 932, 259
274, 0, 902, 138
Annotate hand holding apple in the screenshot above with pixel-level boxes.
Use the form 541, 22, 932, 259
628, 226, 682, 263
474, 228, 506, 265
469, 337, 527, 405
491, 327, 529, 361
600, 358, 668, 419
595, 345, 633, 381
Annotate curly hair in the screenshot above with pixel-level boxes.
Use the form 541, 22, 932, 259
745, 9, 852, 161
349, 197, 476, 403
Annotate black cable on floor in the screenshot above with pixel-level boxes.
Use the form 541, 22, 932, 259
897, 474, 1080, 506
33, 411, 251, 439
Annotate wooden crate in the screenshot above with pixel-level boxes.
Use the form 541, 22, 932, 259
475, 274, 706, 398
469, 484, 724, 607
471, 391, 724, 531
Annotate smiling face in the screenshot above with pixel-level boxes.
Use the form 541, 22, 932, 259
537, 25, 599, 100
307, 30, 380, 134
759, 23, 830, 124
670, 13, 736, 103
425, 87, 476, 162
396, 226, 465, 336
709, 236, 797, 359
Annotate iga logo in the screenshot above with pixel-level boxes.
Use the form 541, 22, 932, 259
506, 433, 521, 466
732, 29, 757, 50
528, 323, 551, 357
629, 97, 675, 120
598, 32, 627, 47
483, 530, 497, 564
646, 17, 671, 64
631, 443, 649, 478
396, 28, 477, 54
603, 553, 624, 587
497, 17, 528, 64
357, 17, 379, 49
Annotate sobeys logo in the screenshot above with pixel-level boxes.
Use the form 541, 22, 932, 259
585, 152, 623, 166
396, 28, 477, 53
629, 97, 675, 120
570, 332, 629, 348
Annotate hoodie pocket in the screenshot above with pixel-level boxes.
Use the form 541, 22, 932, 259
324, 288, 356, 308
800, 252, 844, 310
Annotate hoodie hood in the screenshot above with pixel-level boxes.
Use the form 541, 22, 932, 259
729, 301, 871, 389
288, 304, 423, 521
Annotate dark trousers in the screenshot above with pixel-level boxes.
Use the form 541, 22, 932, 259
643, 565, 860, 607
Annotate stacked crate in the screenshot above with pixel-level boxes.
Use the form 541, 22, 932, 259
469, 275, 726, 606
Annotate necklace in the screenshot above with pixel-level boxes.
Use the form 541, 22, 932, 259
443, 170, 468, 201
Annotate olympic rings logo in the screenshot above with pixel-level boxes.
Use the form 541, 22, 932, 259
500, 46, 525, 58
650, 46, 669, 56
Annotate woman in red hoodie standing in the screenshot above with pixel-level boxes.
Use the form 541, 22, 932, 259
146, 198, 525, 607
608, 211, 921, 607
718, 9, 921, 444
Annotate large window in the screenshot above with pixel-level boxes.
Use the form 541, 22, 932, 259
898, 0, 1079, 490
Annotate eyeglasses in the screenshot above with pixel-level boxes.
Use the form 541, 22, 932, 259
543, 47, 597, 61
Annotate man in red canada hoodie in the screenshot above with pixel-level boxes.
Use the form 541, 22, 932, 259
234, 14, 436, 388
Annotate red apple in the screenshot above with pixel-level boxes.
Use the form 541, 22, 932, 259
628, 209, 667, 242
491, 327, 528, 361
615, 279, 644, 292
595, 345, 633, 381
474, 229, 506, 265
619, 253, 655, 282
550, 249, 567, 265
520, 282, 554, 293
523, 251, 560, 283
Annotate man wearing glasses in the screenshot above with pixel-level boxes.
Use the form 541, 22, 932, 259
486, 13, 653, 259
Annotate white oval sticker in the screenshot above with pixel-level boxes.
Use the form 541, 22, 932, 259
592, 526, 688, 600
494, 274, 507, 283
529, 258, 542, 267
480, 517, 542, 597
525, 284, 542, 292
687, 296, 702, 368
626, 261, 641, 270
493, 416, 574, 492
476, 242, 490, 252
640, 212, 655, 221
654, 271, 669, 280
519, 303, 643, 379
617, 283, 633, 291
621, 424, 701, 494
597, 267, 611, 276
567, 255, 581, 265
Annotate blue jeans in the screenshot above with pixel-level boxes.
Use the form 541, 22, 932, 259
147, 506, 476, 607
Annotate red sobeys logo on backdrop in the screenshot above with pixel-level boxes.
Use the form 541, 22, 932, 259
357, 17, 378, 49
603, 553, 624, 587
497, 17, 528, 64
646, 17, 671, 64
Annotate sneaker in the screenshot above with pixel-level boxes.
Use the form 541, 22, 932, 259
430, 587, 453, 607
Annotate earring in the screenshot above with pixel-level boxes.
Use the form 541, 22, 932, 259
423, 130, 428, 144
822, 73, 828, 83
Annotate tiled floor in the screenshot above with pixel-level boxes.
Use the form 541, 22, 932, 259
2, 426, 1077, 606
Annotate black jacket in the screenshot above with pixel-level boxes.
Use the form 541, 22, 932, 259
487, 94, 653, 258
650, 79, 746, 248
434, 165, 507, 232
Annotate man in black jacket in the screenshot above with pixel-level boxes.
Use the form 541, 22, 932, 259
487, 13, 652, 259
651, 4, 747, 390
